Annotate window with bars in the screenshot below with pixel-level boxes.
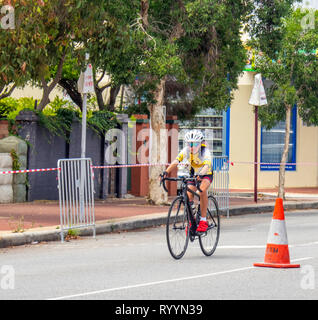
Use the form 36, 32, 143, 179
260, 106, 297, 171
178, 109, 226, 157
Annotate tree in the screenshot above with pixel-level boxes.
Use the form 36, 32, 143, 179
83, 1, 141, 111
248, 0, 301, 59
30, 0, 94, 110
133, 0, 276, 204
253, 8, 318, 199
0, 0, 41, 100
54, 0, 142, 112
0, 0, 110, 110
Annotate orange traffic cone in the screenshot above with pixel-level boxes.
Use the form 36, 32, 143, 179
254, 198, 300, 268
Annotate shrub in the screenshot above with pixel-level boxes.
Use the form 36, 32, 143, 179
0, 95, 119, 139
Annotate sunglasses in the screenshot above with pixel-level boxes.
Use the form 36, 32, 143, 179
189, 142, 200, 147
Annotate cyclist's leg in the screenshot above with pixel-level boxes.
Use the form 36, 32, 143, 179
187, 169, 196, 203
187, 183, 196, 202
198, 177, 212, 218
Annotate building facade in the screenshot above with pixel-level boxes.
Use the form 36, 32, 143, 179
184, 71, 318, 190
11, 70, 318, 192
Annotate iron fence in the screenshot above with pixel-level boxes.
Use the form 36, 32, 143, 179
57, 158, 96, 242
210, 156, 230, 218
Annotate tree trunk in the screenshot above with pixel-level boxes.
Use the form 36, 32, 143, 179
94, 78, 112, 111
0, 83, 16, 100
95, 85, 106, 110
37, 53, 66, 110
140, 0, 184, 205
108, 86, 121, 112
37, 82, 51, 110
278, 104, 292, 199
147, 78, 168, 205
59, 78, 83, 110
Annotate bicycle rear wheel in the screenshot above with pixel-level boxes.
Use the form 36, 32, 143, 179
166, 196, 189, 260
199, 195, 220, 256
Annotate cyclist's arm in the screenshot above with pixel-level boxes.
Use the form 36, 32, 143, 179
199, 149, 212, 176
165, 159, 179, 175
165, 148, 186, 175
197, 164, 209, 176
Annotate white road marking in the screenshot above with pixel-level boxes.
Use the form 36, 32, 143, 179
48, 257, 313, 300
218, 245, 266, 249
192, 241, 318, 250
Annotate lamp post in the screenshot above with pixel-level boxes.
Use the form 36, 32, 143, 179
78, 53, 94, 158
249, 73, 267, 203
77, 53, 95, 221
254, 105, 258, 203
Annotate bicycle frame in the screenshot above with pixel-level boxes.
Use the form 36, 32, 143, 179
162, 175, 221, 259
161, 176, 202, 233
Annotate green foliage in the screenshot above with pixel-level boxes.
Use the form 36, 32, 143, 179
0, 98, 18, 119
51, 57, 81, 82
10, 150, 21, 171
119, 102, 150, 117
127, 0, 254, 115
248, 0, 301, 60
36, 108, 76, 141
42, 96, 79, 116
0, 97, 35, 121
253, 8, 318, 127
1, 0, 303, 118
0, 95, 118, 140
86, 109, 118, 136
0, 0, 106, 109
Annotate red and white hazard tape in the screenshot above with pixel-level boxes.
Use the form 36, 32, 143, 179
0, 168, 59, 175
1, 160, 318, 175
229, 161, 318, 166
0, 164, 171, 175
92, 163, 171, 169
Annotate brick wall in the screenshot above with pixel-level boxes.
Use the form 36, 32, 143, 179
0, 121, 9, 139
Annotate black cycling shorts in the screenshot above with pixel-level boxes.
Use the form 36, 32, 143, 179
187, 173, 213, 185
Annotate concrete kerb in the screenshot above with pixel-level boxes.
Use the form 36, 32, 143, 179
1, 201, 318, 248
228, 201, 318, 216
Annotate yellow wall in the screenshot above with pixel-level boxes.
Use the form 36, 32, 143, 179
12, 75, 121, 108
229, 71, 318, 190
12, 86, 63, 101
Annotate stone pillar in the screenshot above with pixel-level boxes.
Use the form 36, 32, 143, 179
130, 115, 150, 197
166, 116, 179, 196
116, 114, 128, 198
0, 136, 27, 203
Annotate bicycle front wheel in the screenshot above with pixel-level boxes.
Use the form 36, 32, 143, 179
199, 195, 220, 256
166, 196, 189, 260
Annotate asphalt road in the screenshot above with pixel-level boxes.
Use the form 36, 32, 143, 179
0, 210, 317, 301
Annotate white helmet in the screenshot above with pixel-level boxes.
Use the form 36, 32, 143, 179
184, 130, 204, 143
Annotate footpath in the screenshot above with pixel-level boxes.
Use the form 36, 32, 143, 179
0, 187, 317, 248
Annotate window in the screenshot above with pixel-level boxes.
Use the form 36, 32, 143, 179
260, 106, 297, 171
178, 108, 228, 157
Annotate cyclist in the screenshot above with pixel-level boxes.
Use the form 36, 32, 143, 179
161, 130, 213, 233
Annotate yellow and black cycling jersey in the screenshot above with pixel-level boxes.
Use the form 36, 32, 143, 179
176, 144, 213, 175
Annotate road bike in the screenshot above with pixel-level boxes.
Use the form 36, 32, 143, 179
160, 176, 220, 260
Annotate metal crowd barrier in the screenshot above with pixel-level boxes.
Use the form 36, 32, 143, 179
57, 158, 96, 242
210, 156, 230, 218
177, 156, 230, 218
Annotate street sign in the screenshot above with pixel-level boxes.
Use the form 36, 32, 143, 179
77, 63, 94, 94
249, 73, 267, 107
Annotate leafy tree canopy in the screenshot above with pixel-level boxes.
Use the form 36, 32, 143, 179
254, 8, 318, 127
